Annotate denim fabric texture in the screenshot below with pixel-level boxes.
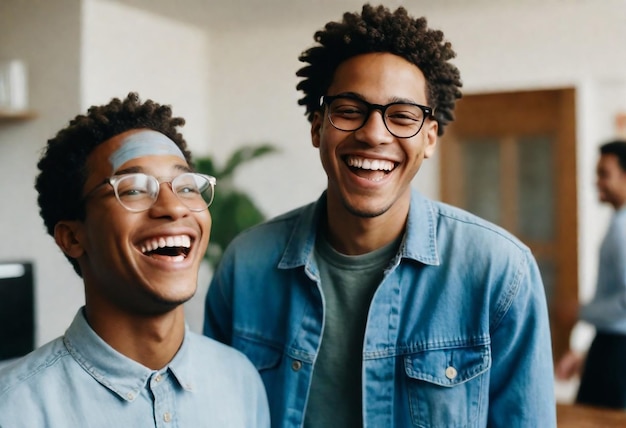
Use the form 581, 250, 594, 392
203, 189, 556, 428
0, 308, 270, 428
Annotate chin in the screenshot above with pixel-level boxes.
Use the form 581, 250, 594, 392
147, 283, 197, 307
143, 294, 194, 315
344, 199, 391, 218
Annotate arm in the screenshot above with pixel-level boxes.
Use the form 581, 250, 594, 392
203, 256, 234, 344
555, 349, 585, 380
579, 217, 626, 330
488, 251, 556, 427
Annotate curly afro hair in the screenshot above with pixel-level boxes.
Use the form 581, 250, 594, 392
35, 92, 192, 275
296, 4, 462, 136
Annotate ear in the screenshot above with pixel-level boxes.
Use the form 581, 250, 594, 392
54, 221, 86, 259
311, 111, 323, 148
423, 119, 439, 159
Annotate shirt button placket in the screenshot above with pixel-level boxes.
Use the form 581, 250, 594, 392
151, 371, 173, 427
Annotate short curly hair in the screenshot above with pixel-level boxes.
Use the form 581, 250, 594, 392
296, 4, 462, 136
35, 92, 192, 275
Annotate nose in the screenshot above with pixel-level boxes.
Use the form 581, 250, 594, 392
149, 182, 189, 218
354, 109, 394, 146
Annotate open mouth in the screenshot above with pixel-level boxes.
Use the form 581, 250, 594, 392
139, 235, 192, 260
345, 155, 397, 182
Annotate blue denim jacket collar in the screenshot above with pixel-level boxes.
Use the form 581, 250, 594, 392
278, 189, 440, 269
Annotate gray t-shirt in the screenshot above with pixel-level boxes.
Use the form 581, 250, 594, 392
304, 234, 401, 428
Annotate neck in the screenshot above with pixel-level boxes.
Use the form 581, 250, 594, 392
84, 304, 186, 370
324, 196, 408, 255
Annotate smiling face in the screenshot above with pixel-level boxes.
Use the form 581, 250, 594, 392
311, 52, 438, 222
54, 129, 211, 317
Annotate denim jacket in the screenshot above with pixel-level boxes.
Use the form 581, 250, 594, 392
204, 190, 556, 428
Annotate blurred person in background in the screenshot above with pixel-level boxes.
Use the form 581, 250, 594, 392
556, 139, 626, 410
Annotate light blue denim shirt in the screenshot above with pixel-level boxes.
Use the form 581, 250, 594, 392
579, 206, 626, 332
0, 308, 270, 428
204, 190, 556, 428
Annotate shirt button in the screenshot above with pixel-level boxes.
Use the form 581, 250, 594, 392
291, 360, 302, 371
126, 392, 135, 400
163, 412, 172, 422
445, 366, 458, 380
155, 374, 162, 383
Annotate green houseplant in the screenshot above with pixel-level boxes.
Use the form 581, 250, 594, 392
194, 144, 278, 269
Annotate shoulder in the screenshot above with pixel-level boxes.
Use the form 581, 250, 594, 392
0, 337, 68, 398
233, 202, 313, 242
184, 332, 265, 396
221, 200, 317, 261
186, 331, 258, 373
408, 194, 535, 278
430, 199, 531, 253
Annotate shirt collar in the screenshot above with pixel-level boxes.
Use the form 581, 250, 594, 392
401, 189, 440, 266
63, 308, 194, 401
279, 189, 440, 268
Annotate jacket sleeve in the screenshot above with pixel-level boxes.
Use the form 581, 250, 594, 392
203, 254, 235, 345
487, 250, 557, 427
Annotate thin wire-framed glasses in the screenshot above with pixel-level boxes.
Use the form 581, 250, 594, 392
84, 172, 217, 212
322, 95, 434, 139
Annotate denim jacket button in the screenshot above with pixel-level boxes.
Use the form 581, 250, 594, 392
291, 360, 303, 371
445, 366, 458, 379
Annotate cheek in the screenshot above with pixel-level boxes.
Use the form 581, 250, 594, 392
84, 208, 131, 247
199, 212, 212, 240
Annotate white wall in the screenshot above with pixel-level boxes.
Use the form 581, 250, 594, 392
82, 0, 211, 155
2, 0, 626, 354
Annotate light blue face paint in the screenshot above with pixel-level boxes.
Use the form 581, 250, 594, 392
109, 129, 186, 171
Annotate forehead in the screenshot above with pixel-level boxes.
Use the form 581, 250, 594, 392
598, 153, 619, 168
328, 52, 428, 103
597, 153, 626, 175
108, 130, 185, 171
85, 129, 187, 187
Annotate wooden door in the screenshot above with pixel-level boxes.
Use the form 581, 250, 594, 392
440, 88, 578, 360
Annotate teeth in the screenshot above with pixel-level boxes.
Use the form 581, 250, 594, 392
140, 235, 191, 253
346, 156, 394, 171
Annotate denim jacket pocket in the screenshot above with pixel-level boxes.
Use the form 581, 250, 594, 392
403, 343, 491, 428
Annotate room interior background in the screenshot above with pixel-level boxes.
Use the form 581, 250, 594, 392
1, 0, 626, 402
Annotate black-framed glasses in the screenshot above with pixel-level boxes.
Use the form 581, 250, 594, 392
322, 95, 434, 139
84, 172, 217, 212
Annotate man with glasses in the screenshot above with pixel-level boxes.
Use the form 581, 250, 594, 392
0, 93, 269, 427
204, 4, 555, 427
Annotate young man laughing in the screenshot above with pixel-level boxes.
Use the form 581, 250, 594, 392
0, 93, 269, 428
204, 4, 555, 427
